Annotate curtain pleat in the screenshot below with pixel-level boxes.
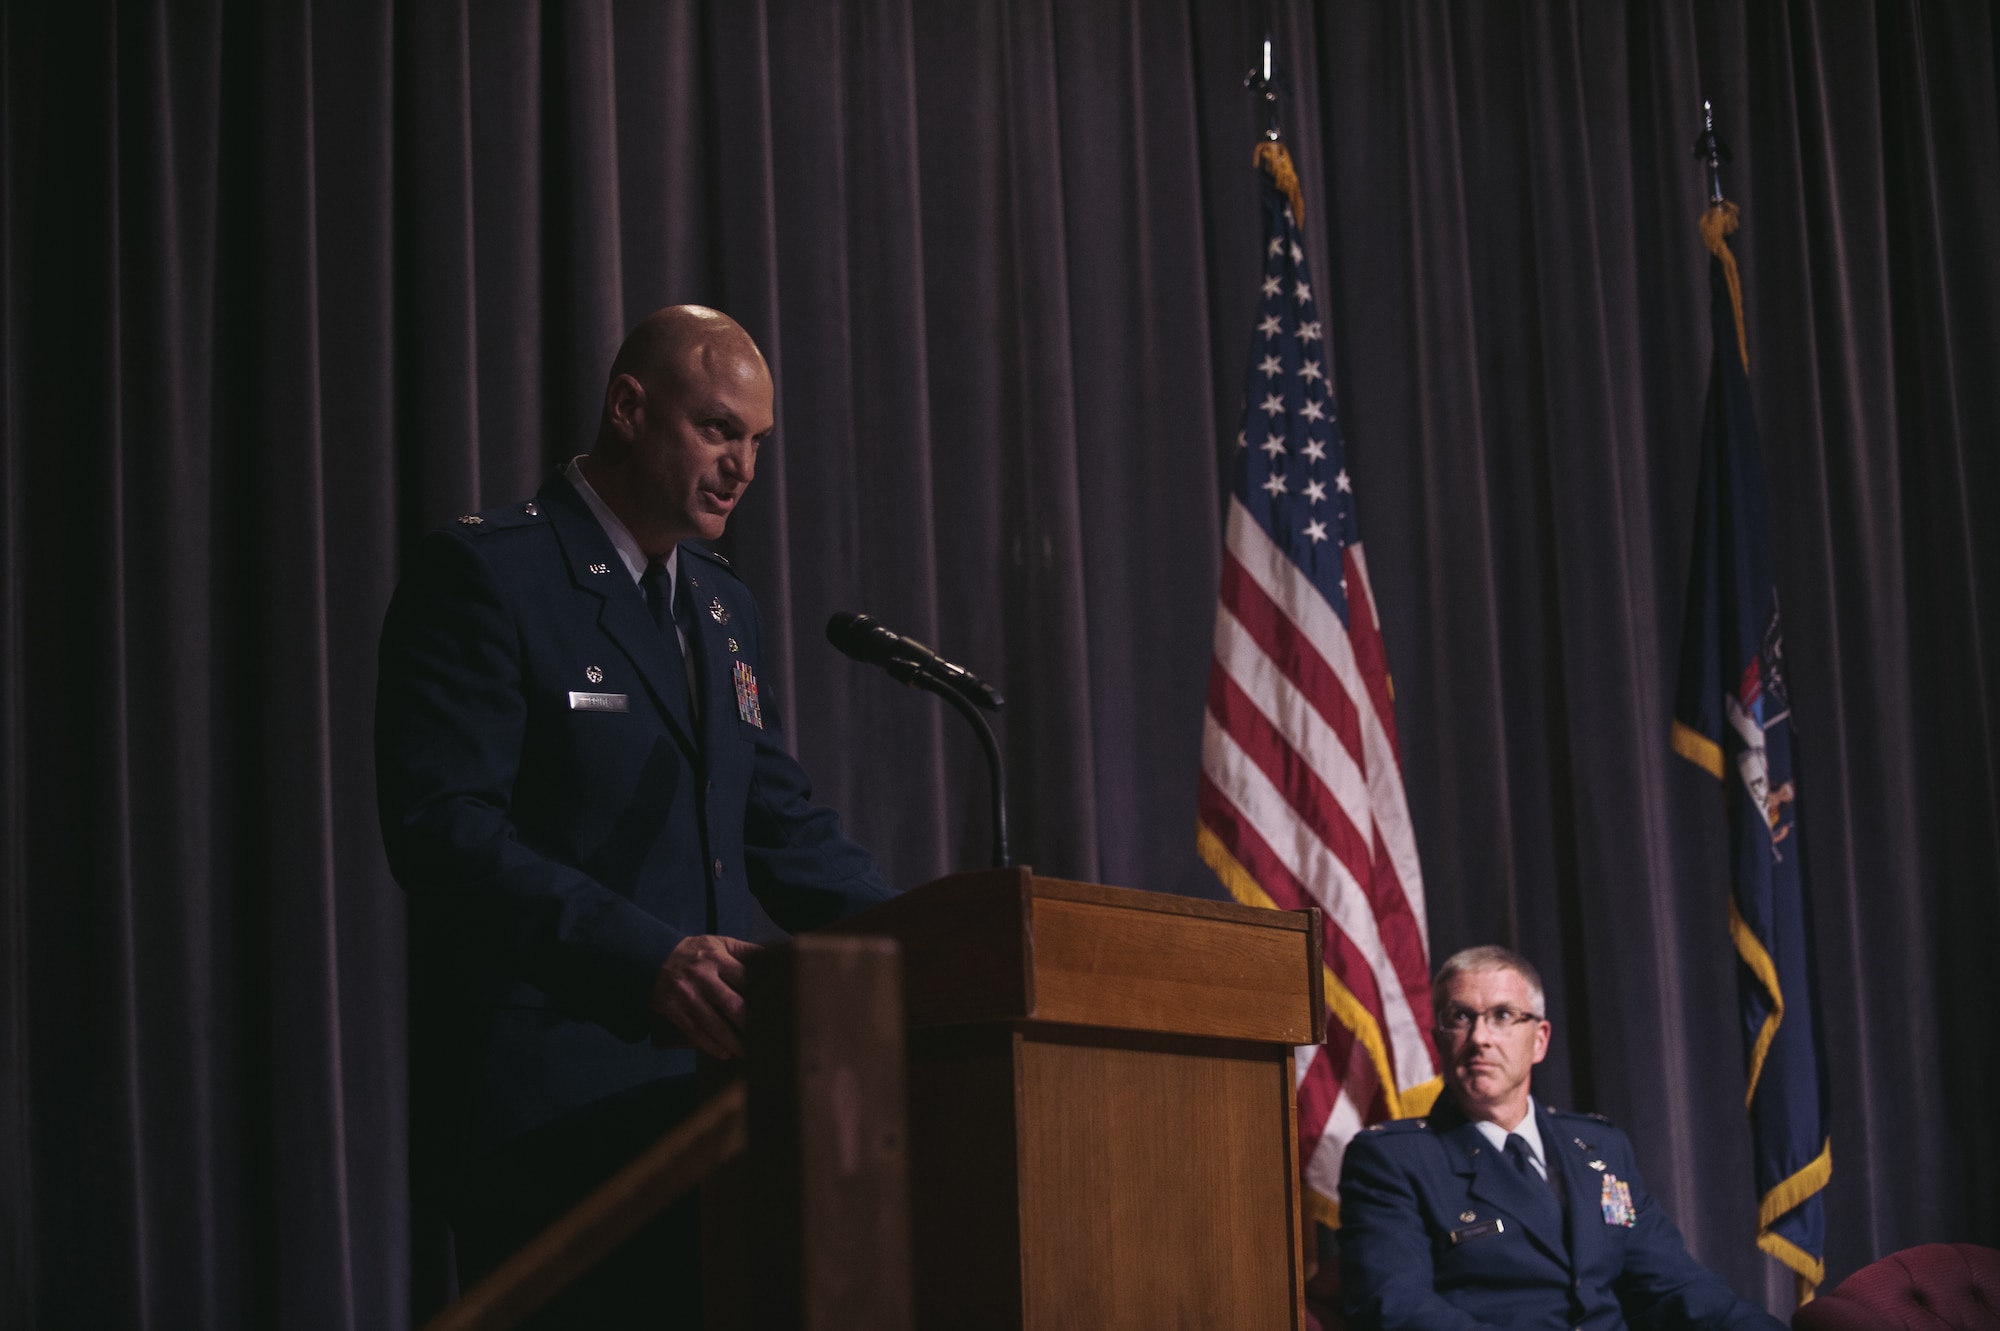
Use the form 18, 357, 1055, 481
2, 2, 1994, 1325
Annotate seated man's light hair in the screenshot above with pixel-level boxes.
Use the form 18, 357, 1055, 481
1431, 945, 1546, 1021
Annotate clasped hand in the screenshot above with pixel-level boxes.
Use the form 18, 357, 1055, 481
651, 934, 762, 1059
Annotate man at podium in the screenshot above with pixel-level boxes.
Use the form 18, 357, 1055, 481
376, 305, 892, 1325
1338, 946, 1786, 1331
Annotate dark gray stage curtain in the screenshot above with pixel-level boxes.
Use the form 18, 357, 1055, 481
1, 1, 1992, 1326
1292, 1, 2000, 1311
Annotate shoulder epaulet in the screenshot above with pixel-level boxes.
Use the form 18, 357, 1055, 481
452, 498, 547, 534
681, 542, 734, 573
1547, 1106, 1616, 1126
1361, 1117, 1431, 1135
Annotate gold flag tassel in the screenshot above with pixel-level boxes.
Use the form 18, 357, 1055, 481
1254, 139, 1307, 227
1699, 200, 1750, 372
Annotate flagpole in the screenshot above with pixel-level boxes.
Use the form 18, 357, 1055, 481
1244, 31, 1283, 142
1203, 16, 1440, 1288
1679, 99, 1831, 1309
1693, 98, 1730, 205
1243, 32, 1308, 227
1693, 102, 1749, 371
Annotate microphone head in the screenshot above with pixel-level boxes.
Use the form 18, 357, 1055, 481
826, 611, 884, 662
827, 611, 1004, 710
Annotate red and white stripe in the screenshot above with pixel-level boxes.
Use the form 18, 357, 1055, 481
1200, 497, 1438, 1221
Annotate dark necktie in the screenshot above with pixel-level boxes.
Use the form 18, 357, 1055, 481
1501, 1133, 1562, 1245
1504, 1133, 1541, 1181
641, 558, 673, 634
672, 569, 704, 719
648, 551, 680, 631
1507, 1132, 1568, 1218
641, 559, 700, 721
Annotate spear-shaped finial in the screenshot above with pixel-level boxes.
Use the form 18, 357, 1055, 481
1244, 33, 1282, 142
1692, 99, 1732, 205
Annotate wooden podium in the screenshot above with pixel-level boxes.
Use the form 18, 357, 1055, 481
825, 867, 1326, 1330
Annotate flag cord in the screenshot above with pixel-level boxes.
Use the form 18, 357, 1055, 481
1700, 201, 1750, 371
1254, 140, 1308, 226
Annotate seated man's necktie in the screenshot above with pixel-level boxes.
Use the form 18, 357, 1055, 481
1504, 1134, 1541, 1180
1506, 1132, 1567, 1212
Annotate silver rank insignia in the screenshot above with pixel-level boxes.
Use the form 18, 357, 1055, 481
525, 502, 539, 516
708, 597, 729, 625
458, 514, 483, 525
726, 637, 739, 653
733, 660, 763, 728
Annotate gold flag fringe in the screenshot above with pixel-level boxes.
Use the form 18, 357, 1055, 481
1700, 200, 1749, 372
1254, 140, 1307, 227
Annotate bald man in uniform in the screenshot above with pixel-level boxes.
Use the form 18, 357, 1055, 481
377, 306, 892, 1325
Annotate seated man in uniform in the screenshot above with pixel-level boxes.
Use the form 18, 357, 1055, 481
377, 305, 894, 1326
1338, 946, 1787, 1331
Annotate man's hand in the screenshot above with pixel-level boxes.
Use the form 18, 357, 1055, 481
651, 935, 761, 1059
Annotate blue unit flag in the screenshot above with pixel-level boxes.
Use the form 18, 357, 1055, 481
1671, 204, 1831, 1300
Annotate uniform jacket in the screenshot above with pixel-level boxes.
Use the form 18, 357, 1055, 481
1339, 1097, 1786, 1331
376, 471, 893, 1156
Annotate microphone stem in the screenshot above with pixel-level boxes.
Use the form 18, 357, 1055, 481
905, 668, 1011, 868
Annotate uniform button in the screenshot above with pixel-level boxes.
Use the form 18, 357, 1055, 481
712, 858, 724, 878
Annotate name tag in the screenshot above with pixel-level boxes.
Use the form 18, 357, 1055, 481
568, 691, 629, 712
1449, 1218, 1506, 1245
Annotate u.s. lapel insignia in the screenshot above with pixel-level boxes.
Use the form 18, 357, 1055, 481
733, 660, 764, 728
1599, 1173, 1637, 1227
708, 597, 730, 625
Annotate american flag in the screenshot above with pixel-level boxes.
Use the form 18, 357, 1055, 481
1197, 147, 1441, 1226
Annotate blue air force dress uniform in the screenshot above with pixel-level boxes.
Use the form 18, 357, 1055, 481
376, 465, 892, 1184
1338, 1096, 1787, 1331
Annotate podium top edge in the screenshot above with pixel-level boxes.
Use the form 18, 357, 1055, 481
909, 868, 1314, 933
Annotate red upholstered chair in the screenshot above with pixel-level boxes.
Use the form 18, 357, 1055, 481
1793, 1245, 2000, 1331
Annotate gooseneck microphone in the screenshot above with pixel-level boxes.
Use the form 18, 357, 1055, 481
824, 612, 1004, 711
826, 612, 1011, 867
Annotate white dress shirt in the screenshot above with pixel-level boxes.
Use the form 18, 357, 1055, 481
565, 457, 696, 706
1472, 1097, 1550, 1180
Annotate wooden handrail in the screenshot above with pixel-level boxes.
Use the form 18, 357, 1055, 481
421, 1078, 748, 1331
420, 935, 910, 1330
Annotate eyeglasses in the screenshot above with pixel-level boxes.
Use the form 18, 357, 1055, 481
1435, 1004, 1544, 1033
